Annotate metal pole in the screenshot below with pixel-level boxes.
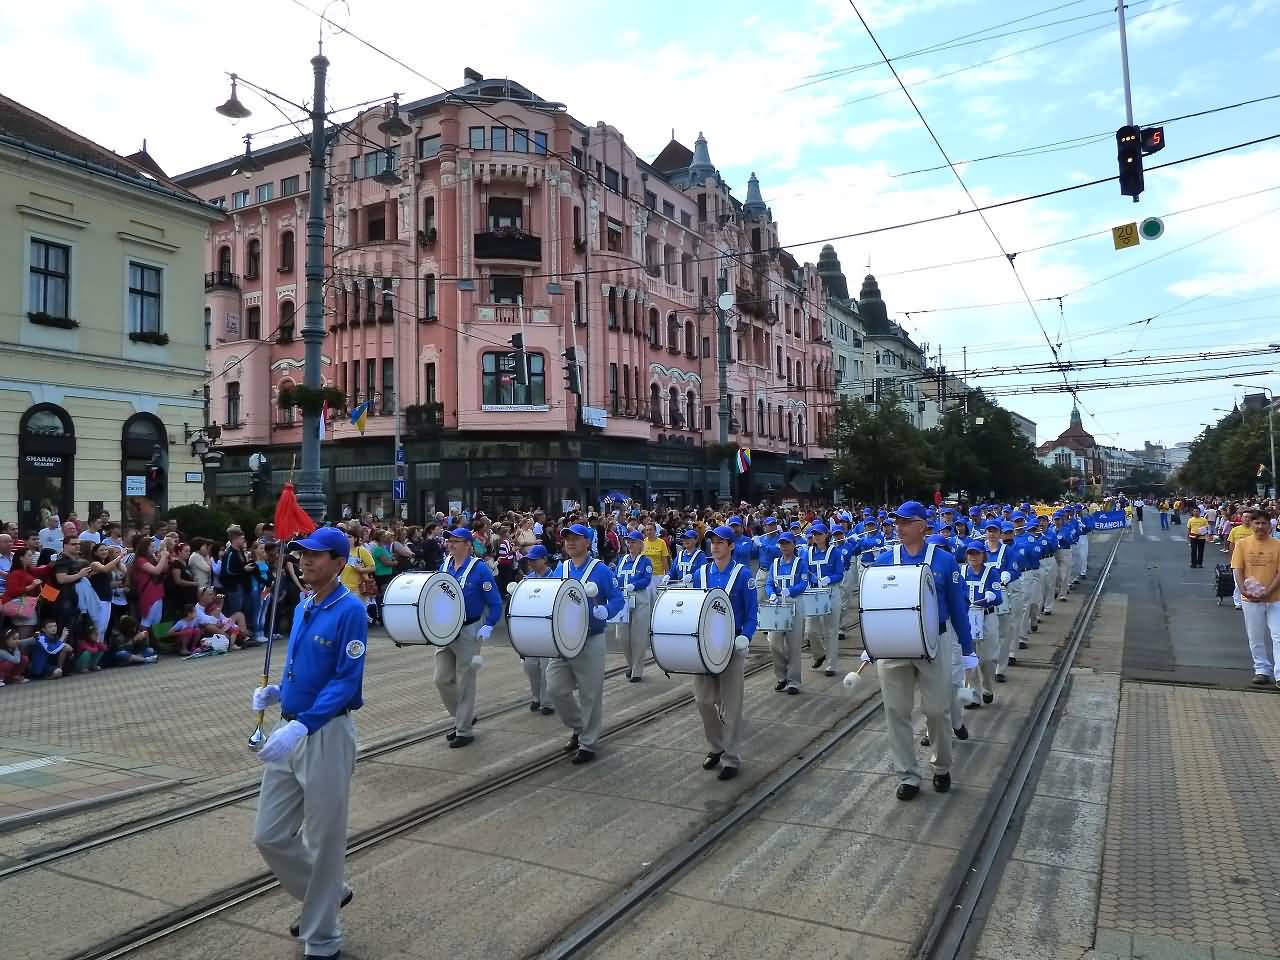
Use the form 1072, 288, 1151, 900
297, 52, 330, 521
1117, 2, 1135, 126
717, 305, 731, 504
1267, 389, 1277, 500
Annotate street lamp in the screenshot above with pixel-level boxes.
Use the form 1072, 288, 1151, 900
1233, 382, 1277, 498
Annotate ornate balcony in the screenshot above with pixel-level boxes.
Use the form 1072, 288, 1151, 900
474, 229, 541, 262
205, 271, 240, 291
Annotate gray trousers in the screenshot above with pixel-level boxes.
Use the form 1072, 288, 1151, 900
1019, 571, 1039, 639
976, 609, 998, 694
1075, 535, 1089, 578
878, 631, 954, 787
996, 582, 1020, 675
805, 584, 843, 672
254, 714, 356, 958
767, 601, 803, 687
614, 591, 652, 680
1056, 547, 1072, 598
522, 656, 549, 704
547, 632, 606, 749
1041, 558, 1058, 613
434, 621, 480, 737
693, 649, 746, 767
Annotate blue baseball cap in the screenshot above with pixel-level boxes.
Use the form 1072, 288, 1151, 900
289, 527, 350, 554
983, 520, 1001, 531
1011, 512, 1027, 522
892, 500, 929, 521
778, 532, 795, 545
927, 533, 950, 546
626, 530, 644, 541
810, 521, 829, 535
727, 515, 743, 526
709, 525, 736, 541
765, 516, 778, 527
681, 528, 698, 540
926, 506, 937, 517
1000, 522, 1016, 533
445, 527, 474, 541
563, 523, 592, 538
526, 544, 549, 560
964, 539, 985, 553
942, 506, 955, 515
862, 508, 874, 516
789, 520, 802, 529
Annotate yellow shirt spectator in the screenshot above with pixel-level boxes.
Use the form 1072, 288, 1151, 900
340, 544, 375, 594
1186, 516, 1209, 539
1232, 529, 1280, 602
643, 534, 671, 576
1228, 522, 1253, 551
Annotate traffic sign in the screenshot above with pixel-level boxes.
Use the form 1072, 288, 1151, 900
1140, 216, 1164, 240
395, 446, 406, 464
392, 478, 405, 501
1111, 222, 1140, 250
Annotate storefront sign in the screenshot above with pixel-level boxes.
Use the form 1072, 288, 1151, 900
582, 407, 608, 428
125, 475, 146, 496
23, 454, 64, 472
184, 472, 203, 483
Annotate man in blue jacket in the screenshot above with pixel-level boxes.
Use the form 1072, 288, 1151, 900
765, 532, 808, 694
549, 524, 624, 763
436, 527, 503, 749
613, 530, 653, 682
870, 502, 976, 801
694, 525, 759, 780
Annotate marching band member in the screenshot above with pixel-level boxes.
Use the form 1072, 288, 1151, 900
1052, 511, 1074, 602
1074, 504, 1091, 580
1012, 512, 1041, 648
671, 528, 707, 583
521, 545, 555, 714
694, 525, 759, 780
728, 515, 758, 570
962, 540, 1004, 705
1036, 515, 1059, 618
804, 522, 845, 677
549, 523, 625, 764
755, 517, 783, 603
436, 528, 502, 748
614, 531, 653, 682
871, 502, 975, 801
765, 532, 808, 694
992, 522, 1025, 683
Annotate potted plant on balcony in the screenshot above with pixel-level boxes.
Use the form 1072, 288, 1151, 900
278, 384, 346, 417
405, 401, 445, 437
27, 311, 79, 330
128, 330, 171, 345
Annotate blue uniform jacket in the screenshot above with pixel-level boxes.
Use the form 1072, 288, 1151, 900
695, 560, 759, 638
962, 563, 1004, 609
279, 584, 366, 733
805, 543, 845, 586
732, 535, 758, 568
984, 541, 1021, 582
1041, 528, 1059, 557
755, 532, 782, 568
766, 554, 809, 598
558, 557, 625, 635
872, 544, 975, 655
615, 553, 653, 591
672, 548, 707, 581
442, 556, 503, 626
1017, 532, 1041, 570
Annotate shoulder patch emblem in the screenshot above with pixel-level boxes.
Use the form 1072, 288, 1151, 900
482, 580, 492, 592
346, 639, 366, 659
951, 570, 961, 583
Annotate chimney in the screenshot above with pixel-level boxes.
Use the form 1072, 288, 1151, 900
463, 67, 483, 84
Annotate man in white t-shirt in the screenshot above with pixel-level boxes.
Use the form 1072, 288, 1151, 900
38, 516, 63, 553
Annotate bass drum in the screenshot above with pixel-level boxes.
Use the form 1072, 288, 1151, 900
507, 578, 590, 659
649, 588, 734, 675
858, 564, 940, 660
382, 571, 465, 647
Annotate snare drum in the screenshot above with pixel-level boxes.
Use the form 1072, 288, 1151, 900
649, 588, 734, 675
858, 564, 940, 659
758, 600, 795, 633
802, 586, 833, 617
507, 578, 590, 659
382, 571, 466, 647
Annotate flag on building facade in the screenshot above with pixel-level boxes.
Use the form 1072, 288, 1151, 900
350, 401, 370, 434
735, 447, 751, 474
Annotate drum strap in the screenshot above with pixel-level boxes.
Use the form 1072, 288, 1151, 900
891, 543, 936, 566
697, 562, 742, 594
771, 556, 797, 589
441, 557, 480, 591
561, 557, 601, 585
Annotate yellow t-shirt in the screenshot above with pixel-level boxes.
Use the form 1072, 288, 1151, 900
1232, 535, 1280, 602
1186, 516, 1209, 539
1228, 524, 1253, 549
643, 536, 671, 576
340, 545, 375, 594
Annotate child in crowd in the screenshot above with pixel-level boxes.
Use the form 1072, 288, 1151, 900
170, 603, 206, 656
0, 627, 30, 685
107, 615, 157, 666
29, 617, 72, 679
73, 619, 106, 673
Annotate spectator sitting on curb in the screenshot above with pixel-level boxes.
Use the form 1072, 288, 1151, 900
30, 617, 72, 679
107, 615, 158, 666
0, 627, 30, 685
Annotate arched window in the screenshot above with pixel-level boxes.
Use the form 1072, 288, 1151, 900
278, 377, 296, 425
667, 312, 679, 350
798, 416, 805, 445
364, 279, 375, 324
278, 300, 295, 343
350, 281, 360, 325
217, 245, 231, 276
649, 383, 662, 425
245, 305, 261, 340
648, 307, 659, 345
18, 404, 75, 533
686, 391, 696, 432
246, 239, 261, 280
668, 386, 680, 426
279, 230, 295, 272
684, 321, 695, 356
122, 413, 168, 524
757, 399, 765, 436
787, 413, 794, 443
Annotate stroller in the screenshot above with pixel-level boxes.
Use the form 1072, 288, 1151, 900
1214, 563, 1235, 606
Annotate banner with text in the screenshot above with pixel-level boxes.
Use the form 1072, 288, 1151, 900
1092, 510, 1128, 531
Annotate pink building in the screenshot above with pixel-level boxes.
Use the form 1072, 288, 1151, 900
175, 71, 836, 516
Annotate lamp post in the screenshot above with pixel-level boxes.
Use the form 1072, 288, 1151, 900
714, 292, 735, 505
1233, 383, 1277, 499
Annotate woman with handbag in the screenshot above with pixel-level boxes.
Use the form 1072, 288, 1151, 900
1, 547, 51, 634
338, 528, 378, 624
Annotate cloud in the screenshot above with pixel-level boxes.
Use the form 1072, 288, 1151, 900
841, 118, 920, 150
1210, 0, 1279, 29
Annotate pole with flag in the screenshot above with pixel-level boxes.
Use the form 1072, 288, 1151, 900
249, 475, 317, 751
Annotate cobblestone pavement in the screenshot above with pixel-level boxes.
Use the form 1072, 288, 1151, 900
1097, 682, 1280, 959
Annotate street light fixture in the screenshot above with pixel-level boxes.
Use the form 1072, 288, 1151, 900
372, 149, 401, 186
215, 74, 252, 119
231, 134, 264, 179
377, 96, 412, 137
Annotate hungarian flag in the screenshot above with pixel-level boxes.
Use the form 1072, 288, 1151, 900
274, 481, 316, 539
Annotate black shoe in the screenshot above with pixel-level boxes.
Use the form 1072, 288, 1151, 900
1019, 641, 1029, 649
1030, 623, 1038, 632
564, 734, 580, 753
571, 748, 596, 764
446, 728, 457, 741
529, 701, 541, 712
629, 676, 642, 683
982, 692, 994, 704
838, 632, 847, 641
1043, 611, 1052, 616
292, 888, 353, 936
305, 953, 341, 960
812, 655, 826, 669
1007, 656, 1018, 666
933, 772, 952, 793
717, 765, 739, 781
953, 725, 969, 741
702, 751, 723, 770
920, 733, 931, 747
540, 705, 555, 715
448, 734, 474, 749
1251, 674, 1272, 686
785, 684, 799, 695
995, 673, 1007, 683
896, 782, 920, 801
963, 702, 979, 710
774, 680, 787, 691
824, 668, 836, 677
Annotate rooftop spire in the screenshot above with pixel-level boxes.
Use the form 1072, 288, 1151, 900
687, 130, 716, 181
743, 171, 767, 219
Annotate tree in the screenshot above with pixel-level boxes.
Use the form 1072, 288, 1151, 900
834, 393, 933, 502
1176, 408, 1269, 494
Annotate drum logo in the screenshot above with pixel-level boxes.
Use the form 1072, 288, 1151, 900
567, 588, 583, 605
440, 583, 458, 600
711, 599, 727, 615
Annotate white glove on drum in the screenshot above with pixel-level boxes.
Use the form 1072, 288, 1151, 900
984, 591, 997, 604
477, 625, 493, 642
659, 575, 670, 586
767, 594, 778, 604
733, 635, 750, 653
683, 573, 694, 584
251, 684, 280, 712
592, 605, 609, 620
256, 720, 307, 764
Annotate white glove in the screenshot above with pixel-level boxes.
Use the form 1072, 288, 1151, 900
660, 575, 670, 586
860, 650, 872, 664
767, 593, 778, 604
733, 635, 749, 653
683, 573, 693, 584
984, 591, 997, 604
584, 581, 599, 598
623, 582, 634, 594
592, 604, 609, 619
1000, 571, 1011, 585
506, 581, 519, 595
477, 625, 493, 642
818, 576, 831, 587
256, 719, 308, 764
251, 684, 280, 712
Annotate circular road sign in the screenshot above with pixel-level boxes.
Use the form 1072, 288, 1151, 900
1140, 217, 1164, 240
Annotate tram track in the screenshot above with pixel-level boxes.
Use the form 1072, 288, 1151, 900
63, 658, 779, 960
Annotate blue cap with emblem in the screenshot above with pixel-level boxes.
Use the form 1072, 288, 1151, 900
1011, 512, 1027, 522
983, 520, 1001, 531
289, 527, 350, 554
709, 525, 736, 541
964, 539, 985, 553
526, 544, 549, 560
681, 528, 698, 540
891, 500, 929, 521
563, 523, 592, 538
445, 527, 473, 541
1000, 522, 1016, 533
810, 521, 829, 535
727, 515, 743, 526
778, 532, 795, 545
626, 530, 644, 541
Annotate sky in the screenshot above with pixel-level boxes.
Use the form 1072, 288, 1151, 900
4, 0, 1278, 450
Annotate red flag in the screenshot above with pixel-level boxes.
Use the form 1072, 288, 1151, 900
274, 481, 316, 539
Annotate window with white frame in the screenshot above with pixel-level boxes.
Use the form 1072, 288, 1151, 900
29, 238, 70, 318
232, 190, 249, 209
127, 262, 162, 333
255, 183, 274, 204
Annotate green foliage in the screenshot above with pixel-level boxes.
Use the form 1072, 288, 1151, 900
834, 392, 936, 502
1177, 408, 1272, 494
161, 502, 274, 541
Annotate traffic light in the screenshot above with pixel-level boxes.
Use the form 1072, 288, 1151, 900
510, 332, 529, 386
563, 346, 581, 396
1140, 126, 1165, 156
1116, 125, 1143, 201
145, 464, 166, 499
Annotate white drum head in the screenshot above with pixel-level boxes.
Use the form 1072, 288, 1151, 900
508, 578, 590, 659
650, 588, 734, 674
383, 571, 465, 646
551, 580, 590, 658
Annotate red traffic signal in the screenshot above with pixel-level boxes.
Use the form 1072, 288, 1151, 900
1140, 126, 1165, 156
